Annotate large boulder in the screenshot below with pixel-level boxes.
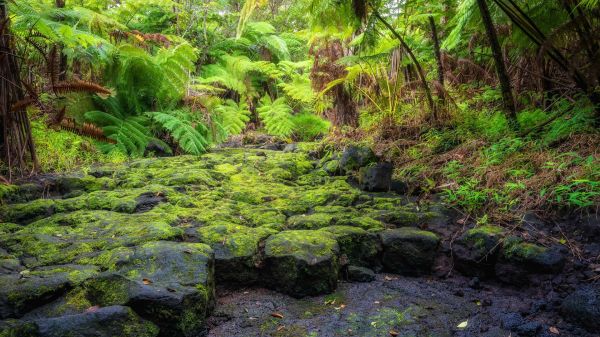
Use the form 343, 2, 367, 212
358, 162, 393, 192
560, 285, 600, 331
379, 227, 440, 275
0, 265, 99, 319
263, 230, 339, 298
338, 146, 377, 173
495, 237, 565, 285
80, 241, 215, 337
453, 225, 505, 278
34, 306, 158, 337
319, 226, 381, 269
196, 224, 276, 284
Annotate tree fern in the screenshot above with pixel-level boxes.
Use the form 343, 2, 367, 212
84, 110, 152, 156
278, 74, 315, 104
213, 99, 251, 138
257, 96, 295, 137
148, 110, 209, 155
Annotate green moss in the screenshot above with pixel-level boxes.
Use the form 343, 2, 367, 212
287, 213, 336, 229
265, 230, 338, 260
197, 224, 276, 257
502, 237, 547, 260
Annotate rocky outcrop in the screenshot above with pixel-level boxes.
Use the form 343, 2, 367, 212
560, 285, 600, 331
380, 227, 440, 275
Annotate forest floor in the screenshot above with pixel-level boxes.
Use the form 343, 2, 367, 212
0, 142, 598, 337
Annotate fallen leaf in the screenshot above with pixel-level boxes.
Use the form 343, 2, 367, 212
271, 312, 284, 319
373, 301, 380, 305
549, 326, 559, 335
276, 326, 285, 332
142, 278, 152, 285
389, 330, 399, 336
85, 305, 100, 313
166, 287, 176, 292
457, 320, 468, 329
334, 304, 346, 310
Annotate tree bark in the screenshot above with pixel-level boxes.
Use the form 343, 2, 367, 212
429, 16, 444, 87
0, 0, 38, 179
476, 0, 517, 126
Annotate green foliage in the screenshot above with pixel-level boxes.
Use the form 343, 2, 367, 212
257, 96, 295, 137
213, 100, 252, 140
84, 109, 153, 156
291, 112, 330, 141
31, 117, 127, 172
148, 110, 209, 155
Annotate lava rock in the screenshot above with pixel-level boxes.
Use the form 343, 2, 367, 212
283, 143, 298, 153
0, 265, 99, 319
379, 227, 440, 275
453, 225, 505, 278
560, 285, 600, 331
346, 266, 375, 282
338, 146, 377, 173
134, 192, 167, 212
263, 230, 339, 298
196, 224, 276, 284
358, 162, 393, 192
320, 226, 381, 269
495, 237, 565, 285
82, 241, 215, 336
35, 305, 158, 337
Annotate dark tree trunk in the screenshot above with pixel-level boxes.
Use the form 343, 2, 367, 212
1, 1, 37, 179
476, 0, 517, 125
373, 10, 437, 122
429, 16, 444, 87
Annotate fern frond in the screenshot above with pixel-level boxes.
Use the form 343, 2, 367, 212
257, 96, 295, 137
148, 111, 209, 155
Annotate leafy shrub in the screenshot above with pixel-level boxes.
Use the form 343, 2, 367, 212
31, 118, 126, 172
291, 113, 330, 141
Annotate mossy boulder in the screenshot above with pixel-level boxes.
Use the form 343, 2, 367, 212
2, 210, 183, 268
320, 226, 381, 269
379, 227, 440, 275
34, 305, 158, 337
286, 213, 336, 230
81, 241, 214, 336
453, 225, 505, 278
338, 146, 377, 173
0, 265, 99, 319
196, 224, 276, 284
263, 230, 339, 298
358, 162, 393, 192
495, 237, 565, 284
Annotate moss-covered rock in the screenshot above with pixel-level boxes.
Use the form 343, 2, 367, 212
379, 227, 440, 276
2, 210, 183, 267
338, 146, 377, 173
0, 265, 99, 319
495, 237, 565, 284
453, 225, 505, 278
320, 226, 381, 269
196, 224, 276, 284
81, 241, 214, 336
34, 305, 158, 337
263, 230, 339, 298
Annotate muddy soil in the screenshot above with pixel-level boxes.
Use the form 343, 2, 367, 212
207, 274, 593, 337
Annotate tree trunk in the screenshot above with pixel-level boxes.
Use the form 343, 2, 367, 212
373, 10, 437, 122
0, 1, 38, 179
55, 0, 67, 81
429, 16, 444, 87
476, 0, 517, 126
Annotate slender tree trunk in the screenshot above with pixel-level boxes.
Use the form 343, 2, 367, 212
429, 16, 444, 87
0, 1, 38, 179
476, 0, 517, 126
373, 10, 437, 122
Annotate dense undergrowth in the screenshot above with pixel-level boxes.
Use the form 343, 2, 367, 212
1, 0, 599, 221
